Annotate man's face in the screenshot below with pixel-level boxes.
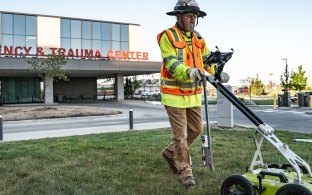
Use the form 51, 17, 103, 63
177, 12, 198, 32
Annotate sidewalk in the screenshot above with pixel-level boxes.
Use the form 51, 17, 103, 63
2, 121, 172, 142
2, 101, 311, 142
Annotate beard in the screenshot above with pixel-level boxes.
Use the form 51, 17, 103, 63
183, 23, 195, 32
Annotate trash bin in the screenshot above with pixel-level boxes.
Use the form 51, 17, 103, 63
283, 91, 290, 107
304, 93, 310, 107
278, 94, 284, 107
298, 93, 304, 107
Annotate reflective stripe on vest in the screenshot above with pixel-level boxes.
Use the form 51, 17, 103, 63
161, 80, 201, 89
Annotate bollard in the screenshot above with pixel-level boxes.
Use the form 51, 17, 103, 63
273, 94, 276, 110
0, 115, 3, 140
129, 108, 133, 130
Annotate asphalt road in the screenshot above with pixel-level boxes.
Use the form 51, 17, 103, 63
3, 100, 312, 135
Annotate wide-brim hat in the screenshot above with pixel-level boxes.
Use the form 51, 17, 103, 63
166, 0, 207, 17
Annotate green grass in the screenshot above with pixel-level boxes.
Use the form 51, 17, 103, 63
0, 128, 311, 194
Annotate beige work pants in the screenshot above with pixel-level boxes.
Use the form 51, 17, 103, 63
164, 106, 202, 179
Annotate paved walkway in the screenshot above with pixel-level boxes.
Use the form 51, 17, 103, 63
1, 101, 311, 142
2, 121, 172, 142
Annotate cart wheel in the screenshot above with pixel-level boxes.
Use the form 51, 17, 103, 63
275, 183, 312, 195
220, 174, 256, 195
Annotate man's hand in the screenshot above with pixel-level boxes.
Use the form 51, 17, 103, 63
187, 68, 202, 81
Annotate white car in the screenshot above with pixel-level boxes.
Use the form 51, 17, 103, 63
141, 90, 159, 98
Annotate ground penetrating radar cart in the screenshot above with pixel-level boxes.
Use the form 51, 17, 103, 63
202, 47, 312, 195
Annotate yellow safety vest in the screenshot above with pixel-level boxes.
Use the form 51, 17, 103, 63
157, 25, 208, 96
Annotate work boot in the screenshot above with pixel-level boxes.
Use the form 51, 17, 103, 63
161, 149, 177, 174
181, 176, 196, 187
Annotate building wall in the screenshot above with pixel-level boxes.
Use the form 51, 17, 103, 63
53, 77, 97, 100
0, 11, 161, 103
37, 16, 60, 53
129, 25, 141, 52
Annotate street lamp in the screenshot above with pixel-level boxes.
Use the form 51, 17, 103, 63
281, 58, 290, 107
281, 58, 289, 90
282, 58, 287, 66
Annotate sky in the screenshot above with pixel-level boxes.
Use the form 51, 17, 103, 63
1, 0, 312, 86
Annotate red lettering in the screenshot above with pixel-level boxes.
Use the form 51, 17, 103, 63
142, 52, 149, 60
14, 46, 23, 55
67, 49, 74, 57
136, 52, 142, 60
36, 47, 44, 56
107, 50, 114, 59
4, 46, 13, 55
0, 45, 148, 60
122, 51, 129, 59
115, 51, 121, 59
58, 48, 66, 56
75, 49, 79, 58
23, 47, 32, 55
84, 49, 93, 58
129, 51, 135, 59
50, 48, 58, 54
94, 50, 101, 58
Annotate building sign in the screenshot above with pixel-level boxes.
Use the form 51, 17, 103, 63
0, 45, 149, 61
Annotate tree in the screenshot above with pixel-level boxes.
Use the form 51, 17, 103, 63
124, 76, 141, 99
249, 78, 265, 96
280, 63, 292, 91
124, 77, 133, 99
132, 76, 141, 93
290, 65, 307, 92
27, 54, 68, 104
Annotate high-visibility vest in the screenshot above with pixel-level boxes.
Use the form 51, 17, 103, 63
157, 26, 206, 96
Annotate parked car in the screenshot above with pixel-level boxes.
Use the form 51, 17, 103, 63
141, 90, 159, 98
290, 93, 298, 103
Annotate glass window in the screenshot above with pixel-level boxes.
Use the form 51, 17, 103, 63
26, 16, 36, 35
91, 39, 101, 51
2, 34, 13, 46
61, 38, 71, 50
121, 42, 129, 51
101, 40, 111, 55
112, 41, 120, 51
26, 36, 37, 55
2, 14, 13, 34
101, 23, 111, 41
82, 39, 91, 49
71, 38, 81, 50
121, 25, 129, 41
61, 19, 70, 38
92, 22, 101, 39
82, 21, 91, 39
112, 24, 120, 41
71, 20, 81, 39
14, 15, 26, 35
13, 35, 25, 47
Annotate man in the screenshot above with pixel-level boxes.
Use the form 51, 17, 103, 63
157, 0, 229, 187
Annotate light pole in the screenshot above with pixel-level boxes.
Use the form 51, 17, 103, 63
281, 58, 289, 91
282, 58, 287, 66
281, 58, 290, 107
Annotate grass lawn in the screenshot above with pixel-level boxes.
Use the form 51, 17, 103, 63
0, 128, 311, 194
